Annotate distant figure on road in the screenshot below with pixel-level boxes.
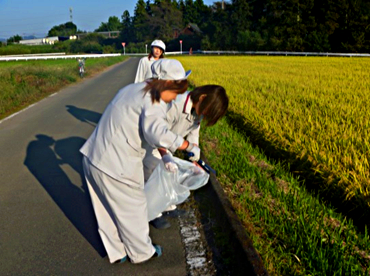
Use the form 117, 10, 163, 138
80, 59, 196, 264
78, 58, 86, 78
134, 39, 165, 83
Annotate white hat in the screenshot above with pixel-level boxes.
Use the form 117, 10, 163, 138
151, 40, 166, 52
151, 59, 191, 80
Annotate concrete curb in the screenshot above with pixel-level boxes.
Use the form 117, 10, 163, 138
196, 154, 269, 276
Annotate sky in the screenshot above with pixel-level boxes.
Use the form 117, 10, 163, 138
0, 0, 217, 39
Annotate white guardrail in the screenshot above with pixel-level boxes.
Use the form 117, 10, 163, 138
0, 53, 122, 61
1, 50, 370, 62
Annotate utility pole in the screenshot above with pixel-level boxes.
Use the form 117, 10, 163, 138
222, 0, 224, 10
70, 7, 73, 22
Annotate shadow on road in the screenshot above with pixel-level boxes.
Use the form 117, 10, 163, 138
66, 105, 101, 127
23, 134, 106, 257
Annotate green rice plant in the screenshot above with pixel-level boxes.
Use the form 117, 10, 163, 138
176, 56, 370, 214
200, 117, 370, 275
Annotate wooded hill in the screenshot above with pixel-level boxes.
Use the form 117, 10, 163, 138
117, 0, 370, 53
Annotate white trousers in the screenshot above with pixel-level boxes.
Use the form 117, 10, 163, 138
83, 156, 155, 263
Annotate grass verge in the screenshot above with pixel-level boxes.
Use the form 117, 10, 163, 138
0, 56, 128, 120
200, 117, 370, 275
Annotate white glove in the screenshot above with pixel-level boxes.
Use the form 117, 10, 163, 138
162, 154, 178, 173
185, 143, 201, 162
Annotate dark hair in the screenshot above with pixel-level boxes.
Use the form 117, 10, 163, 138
148, 47, 164, 60
143, 79, 188, 103
191, 85, 229, 126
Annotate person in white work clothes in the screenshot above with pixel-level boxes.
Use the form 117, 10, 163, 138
134, 39, 166, 83
144, 84, 229, 229
80, 59, 200, 264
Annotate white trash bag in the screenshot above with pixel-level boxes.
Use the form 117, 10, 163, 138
145, 156, 210, 221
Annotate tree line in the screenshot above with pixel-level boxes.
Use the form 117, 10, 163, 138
113, 0, 369, 53
5, 0, 369, 53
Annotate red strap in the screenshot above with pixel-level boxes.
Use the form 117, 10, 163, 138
183, 92, 192, 113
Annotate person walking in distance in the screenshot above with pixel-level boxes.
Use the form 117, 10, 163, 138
134, 40, 165, 83
78, 58, 86, 78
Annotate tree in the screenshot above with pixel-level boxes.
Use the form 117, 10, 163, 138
203, 1, 234, 50
7, 34, 22, 43
132, 0, 150, 42
95, 16, 122, 32
120, 10, 133, 42
148, 0, 183, 41
183, 0, 198, 24
48, 22, 77, 37
325, 0, 370, 52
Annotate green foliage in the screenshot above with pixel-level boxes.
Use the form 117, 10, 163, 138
68, 33, 106, 53
177, 55, 370, 220
0, 57, 127, 119
95, 16, 122, 32
102, 45, 116, 53
0, 44, 59, 55
201, 117, 370, 275
7, 34, 22, 44
167, 34, 201, 51
6, 0, 369, 54
120, 10, 133, 43
149, 0, 183, 41
237, 30, 266, 51
48, 22, 77, 37
133, 0, 150, 42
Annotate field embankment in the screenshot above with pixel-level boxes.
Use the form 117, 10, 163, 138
0, 56, 127, 119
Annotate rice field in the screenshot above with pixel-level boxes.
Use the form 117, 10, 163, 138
175, 55, 370, 275
176, 55, 370, 210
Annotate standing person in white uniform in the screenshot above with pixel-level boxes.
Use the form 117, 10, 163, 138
144, 85, 229, 228
80, 59, 199, 264
134, 39, 166, 83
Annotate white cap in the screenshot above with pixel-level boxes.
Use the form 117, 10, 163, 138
151, 59, 191, 80
151, 39, 166, 52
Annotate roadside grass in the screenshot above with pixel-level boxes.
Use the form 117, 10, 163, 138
0, 44, 58, 55
0, 56, 127, 119
200, 117, 370, 275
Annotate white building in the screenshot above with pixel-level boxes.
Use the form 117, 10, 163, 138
19, 36, 61, 45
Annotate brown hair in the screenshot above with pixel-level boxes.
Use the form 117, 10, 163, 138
148, 47, 164, 60
191, 85, 229, 126
143, 79, 188, 103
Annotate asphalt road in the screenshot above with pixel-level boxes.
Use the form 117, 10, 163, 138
0, 58, 189, 275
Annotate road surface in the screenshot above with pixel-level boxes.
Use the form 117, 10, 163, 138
0, 58, 191, 275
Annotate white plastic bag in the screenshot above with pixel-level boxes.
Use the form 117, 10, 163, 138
145, 156, 210, 221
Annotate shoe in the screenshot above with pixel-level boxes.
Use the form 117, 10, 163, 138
150, 217, 171, 229
153, 244, 162, 257
114, 256, 127, 264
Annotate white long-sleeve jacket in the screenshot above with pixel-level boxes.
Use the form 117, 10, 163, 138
80, 82, 184, 188
166, 90, 201, 145
134, 56, 156, 83
143, 91, 202, 180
